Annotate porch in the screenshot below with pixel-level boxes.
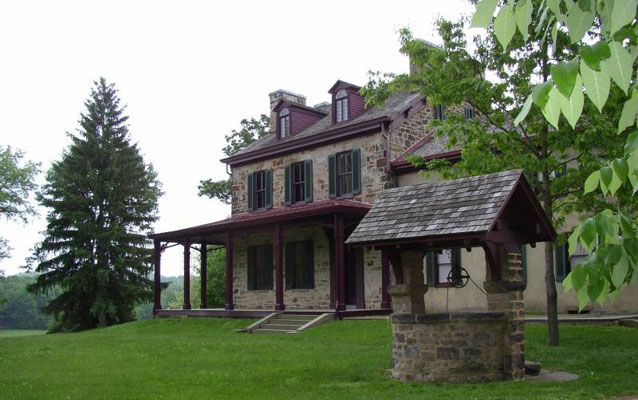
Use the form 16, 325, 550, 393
149, 199, 393, 317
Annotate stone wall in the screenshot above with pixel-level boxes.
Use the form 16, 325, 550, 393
391, 312, 507, 382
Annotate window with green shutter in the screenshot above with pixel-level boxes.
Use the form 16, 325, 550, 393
426, 248, 461, 287
425, 252, 436, 286
247, 244, 273, 290
303, 160, 313, 202
247, 173, 254, 211
555, 243, 570, 282
285, 240, 314, 289
328, 149, 361, 198
328, 154, 336, 198
250, 170, 270, 210
265, 169, 272, 209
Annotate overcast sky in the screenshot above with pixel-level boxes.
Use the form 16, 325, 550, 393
0, 0, 475, 277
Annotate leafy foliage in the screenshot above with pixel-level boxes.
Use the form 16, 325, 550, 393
472, 0, 638, 309
0, 146, 39, 261
0, 274, 58, 329
27, 78, 162, 332
198, 114, 270, 204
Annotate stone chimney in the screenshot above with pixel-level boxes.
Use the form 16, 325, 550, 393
268, 89, 306, 133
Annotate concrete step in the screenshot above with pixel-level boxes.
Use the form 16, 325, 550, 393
619, 319, 638, 328
252, 328, 295, 334
263, 323, 302, 330
270, 318, 313, 325
276, 314, 316, 321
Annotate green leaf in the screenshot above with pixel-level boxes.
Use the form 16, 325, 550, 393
543, 87, 562, 129
516, 0, 533, 40
610, 0, 638, 36
532, 81, 554, 108
515, 95, 533, 126
628, 149, 638, 188
584, 170, 601, 193
566, 2, 595, 43
612, 255, 630, 287
587, 277, 605, 305
602, 42, 633, 95
562, 273, 574, 292
558, 73, 584, 128
625, 131, 638, 153
609, 168, 623, 195
494, 3, 517, 50
580, 61, 610, 113
612, 157, 629, 184
547, 0, 562, 16
551, 60, 579, 97
571, 265, 587, 290
618, 91, 638, 133
577, 285, 590, 311
580, 218, 597, 251
619, 213, 636, 239
600, 166, 612, 196
581, 42, 611, 71
471, 0, 500, 28
568, 229, 581, 255
551, 21, 558, 56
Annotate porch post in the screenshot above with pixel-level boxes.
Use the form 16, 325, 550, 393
183, 239, 191, 310
153, 239, 162, 311
334, 213, 346, 311
381, 252, 391, 309
274, 224, 285, 311
200, 243, 207, 309
225, 230, 234, 310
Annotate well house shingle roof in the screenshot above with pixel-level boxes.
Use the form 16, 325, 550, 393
346, 170, 525, 245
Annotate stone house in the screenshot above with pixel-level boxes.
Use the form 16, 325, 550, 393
150, 79, 638, 316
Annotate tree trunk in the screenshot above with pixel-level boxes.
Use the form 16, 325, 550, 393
98, 309, 107, 328
542, 170, 560, 346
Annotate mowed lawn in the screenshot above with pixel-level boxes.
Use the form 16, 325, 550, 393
0, 330, 46, 338
0, 319, 636, 400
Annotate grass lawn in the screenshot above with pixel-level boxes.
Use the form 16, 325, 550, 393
0, 330, 46, 338
0, 319, 636, 400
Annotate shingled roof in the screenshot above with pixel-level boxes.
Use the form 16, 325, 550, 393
346, 170, 555, 247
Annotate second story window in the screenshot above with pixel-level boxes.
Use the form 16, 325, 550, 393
435, 104, 445, 121
464, 106, 475, 120
279, 108, 290, 138
254, 170, 266, 209
335, 90, 349, 123
292, 162, 305, 203
337, 151, 353, 195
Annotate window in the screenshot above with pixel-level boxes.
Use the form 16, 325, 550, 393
464, 106, 475, 120
335, 89, 349, 123
254, 170, 266, 209
279, 108, 290, 138
291, 162, 305, 203
437, 250, 453, 284
425, 248, 461, 287
247, 244, 273, 290
570, 242, 588, 267
285, 240, 314, 289
555, 243, 572, 282
337, 151, 353, 196
435, 104, 445, 121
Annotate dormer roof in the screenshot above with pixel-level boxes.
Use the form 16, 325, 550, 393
272, 99, 328, 117
328, 80, 361, 94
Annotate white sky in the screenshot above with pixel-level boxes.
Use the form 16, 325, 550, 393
0, 0, 475, 277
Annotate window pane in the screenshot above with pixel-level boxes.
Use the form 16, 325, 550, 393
437, 249, 452, 284
343, 98, 348, 120
336, 100, 343, 122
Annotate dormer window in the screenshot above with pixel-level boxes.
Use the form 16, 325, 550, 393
335, 90, 349, 123
279, 108, 290, 138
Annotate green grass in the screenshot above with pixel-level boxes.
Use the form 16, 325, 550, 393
0, 329, 46, 338
0, 319, 636, 400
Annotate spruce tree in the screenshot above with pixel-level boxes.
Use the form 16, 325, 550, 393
28, 78, 162, 332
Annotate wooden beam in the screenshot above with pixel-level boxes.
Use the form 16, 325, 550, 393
334, 213, 346, 312
225, 231, 234, 311
384, 249, 403, 284
380, 252, 391, 309
274, 224, 285, 311
482, 241, 501, 282
183, 239, 191, 310
200, 243, 207, 309
153, 239, 162, 311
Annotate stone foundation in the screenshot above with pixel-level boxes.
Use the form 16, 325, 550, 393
391, 312, 507, 382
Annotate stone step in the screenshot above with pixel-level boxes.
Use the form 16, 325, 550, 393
252, 328, 295, 334
270, 318, 314, 324
619, 319, 638, 328
276, 314, 316, 321
263, 323, 301, 330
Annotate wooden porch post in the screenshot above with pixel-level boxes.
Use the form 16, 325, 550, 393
200, 243, 207, 309
274, 224, 285, 311
225, 230, 234, 310
334, 213, 346, 311
153, 239, 162, 311
183, 239, 191, 310
381, 252, 391, 309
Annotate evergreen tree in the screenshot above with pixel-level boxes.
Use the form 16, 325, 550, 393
28, 78, 162, 332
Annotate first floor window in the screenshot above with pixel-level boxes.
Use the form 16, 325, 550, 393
291, 162, 305, 203
254, 170, 266, 209
285, 240, 314, 289
337, 151, 353, 196
425, 248, 461, 287
437, 249, 453, 284
247, 244, 273, 290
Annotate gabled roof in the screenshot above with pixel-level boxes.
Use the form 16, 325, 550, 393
222, 90, 425, 166
272, 99, 328, 116
328, 79, 361, 94
346, 170, 555, 247
390, 130, 462, 171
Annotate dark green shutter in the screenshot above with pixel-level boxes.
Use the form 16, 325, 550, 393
352, 149, 361, 195
450, 248, 461, 285
247, 173, 254, 211
247, 246, 256, 290
264, 245, 273, 289
284, 165, 291, 205
303, 240, 314, 289
304, 160, 313, 202
555, 243, 567, 282
521, 245, 528, 284
328, 154, 336, 198
265, 169, 273, 209
426, 252, 436, 286
285, 242, 294, 289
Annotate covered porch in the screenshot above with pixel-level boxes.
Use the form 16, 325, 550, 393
148, 199, 393, 317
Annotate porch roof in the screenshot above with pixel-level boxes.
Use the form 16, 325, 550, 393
150, 199, 372, 244
346, 170, 556, 248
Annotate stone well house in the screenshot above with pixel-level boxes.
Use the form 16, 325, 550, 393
150, 79, 638, 315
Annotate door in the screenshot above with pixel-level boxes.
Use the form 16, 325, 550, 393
344, 247, 364, 309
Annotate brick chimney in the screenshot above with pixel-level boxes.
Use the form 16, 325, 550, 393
268, 89, 306, 133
